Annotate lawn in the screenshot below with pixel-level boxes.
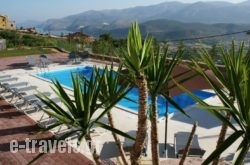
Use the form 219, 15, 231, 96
0, 47, 57, 58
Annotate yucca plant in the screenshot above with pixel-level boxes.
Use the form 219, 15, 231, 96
85, 64, 133, 165
117, 21, 152, 165
145, 44, 183, 165
177, 41, 250, 164
192, 41, 247, 165
32, 66, 134, 165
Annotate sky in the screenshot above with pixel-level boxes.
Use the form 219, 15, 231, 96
0, 0, 246, 23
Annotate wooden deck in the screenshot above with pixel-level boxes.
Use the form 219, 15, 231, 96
0, 98, 94, 165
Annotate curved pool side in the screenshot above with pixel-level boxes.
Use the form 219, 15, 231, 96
36, 66, 215, 118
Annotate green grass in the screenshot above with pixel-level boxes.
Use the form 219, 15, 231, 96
0, 47, 56, 58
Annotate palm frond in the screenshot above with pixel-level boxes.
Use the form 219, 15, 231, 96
95, 122, 135, 140
202, 131, 244, 165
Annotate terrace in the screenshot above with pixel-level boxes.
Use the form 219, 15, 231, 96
0, 53, 237, 164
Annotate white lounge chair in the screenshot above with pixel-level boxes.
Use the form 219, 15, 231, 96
0, 82, 28, 98
123, 130, 148, 156
8, 85, 38, 103
26, 56, 37, 66
11, 91, 47, 110
0, 75, 11, 79
174, 131, 206, 158
39, 55, 50, 68
0, 77, 18, 88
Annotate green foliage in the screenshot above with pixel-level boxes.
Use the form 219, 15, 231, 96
99, 33, 113, 42
176, 41, 199, 60
177, 41, 250, 164
92, 33, 127, 56
56, 39, 78, 52
0, 30, 78, 51
92, 33, 114, 55
146, 45, 178, 95
21, 35, 47, 47
118, 22, 153, 76
0, 48, 55, 57
34, 66, 135, 162
209, 43, 218, 60
92, 39, 113, 55
0, 30, 21, 47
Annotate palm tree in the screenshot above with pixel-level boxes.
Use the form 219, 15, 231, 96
178, 41, 250, 164
145, 44, 183, 165
93, 64, 133, 165
32, 66, 134, 165
117, 22, 152, 165
190, 41, 247, 165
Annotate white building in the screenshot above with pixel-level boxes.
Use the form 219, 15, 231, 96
0, 39, 6, 50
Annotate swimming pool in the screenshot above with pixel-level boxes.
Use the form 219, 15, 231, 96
37, 66, 215, 117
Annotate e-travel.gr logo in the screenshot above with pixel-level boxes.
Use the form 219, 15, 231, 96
10, 138, 102, 154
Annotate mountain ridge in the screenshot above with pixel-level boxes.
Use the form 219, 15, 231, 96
31, 1, 250, 41
106, 19, 250, 42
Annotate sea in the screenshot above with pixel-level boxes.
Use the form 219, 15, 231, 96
36, 27, 73, 36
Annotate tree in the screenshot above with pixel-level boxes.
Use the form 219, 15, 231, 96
179, 41, 250, 164
209, 43, 218, 61
198, 41, 247, 165
92, 64, 133, 165
145, 44, 183, 165
99, 33, 113, 42
117, 22, 152, 165
32, 66, 134, 164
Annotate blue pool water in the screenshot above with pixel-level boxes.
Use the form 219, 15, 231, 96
37, 66, 215, 117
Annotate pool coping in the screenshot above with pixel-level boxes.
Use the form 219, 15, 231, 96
30, 66, 216, 122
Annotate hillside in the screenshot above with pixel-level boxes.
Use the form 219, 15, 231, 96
78, 19, 250, 43
38, 1, 250, 32
34, 1, 250, 42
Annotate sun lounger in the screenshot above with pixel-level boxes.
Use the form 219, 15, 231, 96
0, 75, 11, 79
19, 93, 47, 103
17, 96, 56, 114
36, 98, 62, 129
33, 97, 60, 109
123, 130, 148, 156
8, 85, 36, 96
37, 110, 59, 129
0, 77, 18, 88
8, 85, 38, 103
39, 56, 50, 68
12, 91, 51, 111
21, 97, 61, 114
21, 92, 51, 104
2, 82, 28, 91
0, 82, 28, 98
26, 56, 37, 66
0, 77, 18, 83
54, 124, 79, 138
11, 85, 37, 94
174, 131, 206, 158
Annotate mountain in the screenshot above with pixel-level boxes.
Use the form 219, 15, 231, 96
107, 19, 250, 42
36, 0, 250, 41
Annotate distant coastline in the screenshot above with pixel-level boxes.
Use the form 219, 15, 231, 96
36, 27, 73, 36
